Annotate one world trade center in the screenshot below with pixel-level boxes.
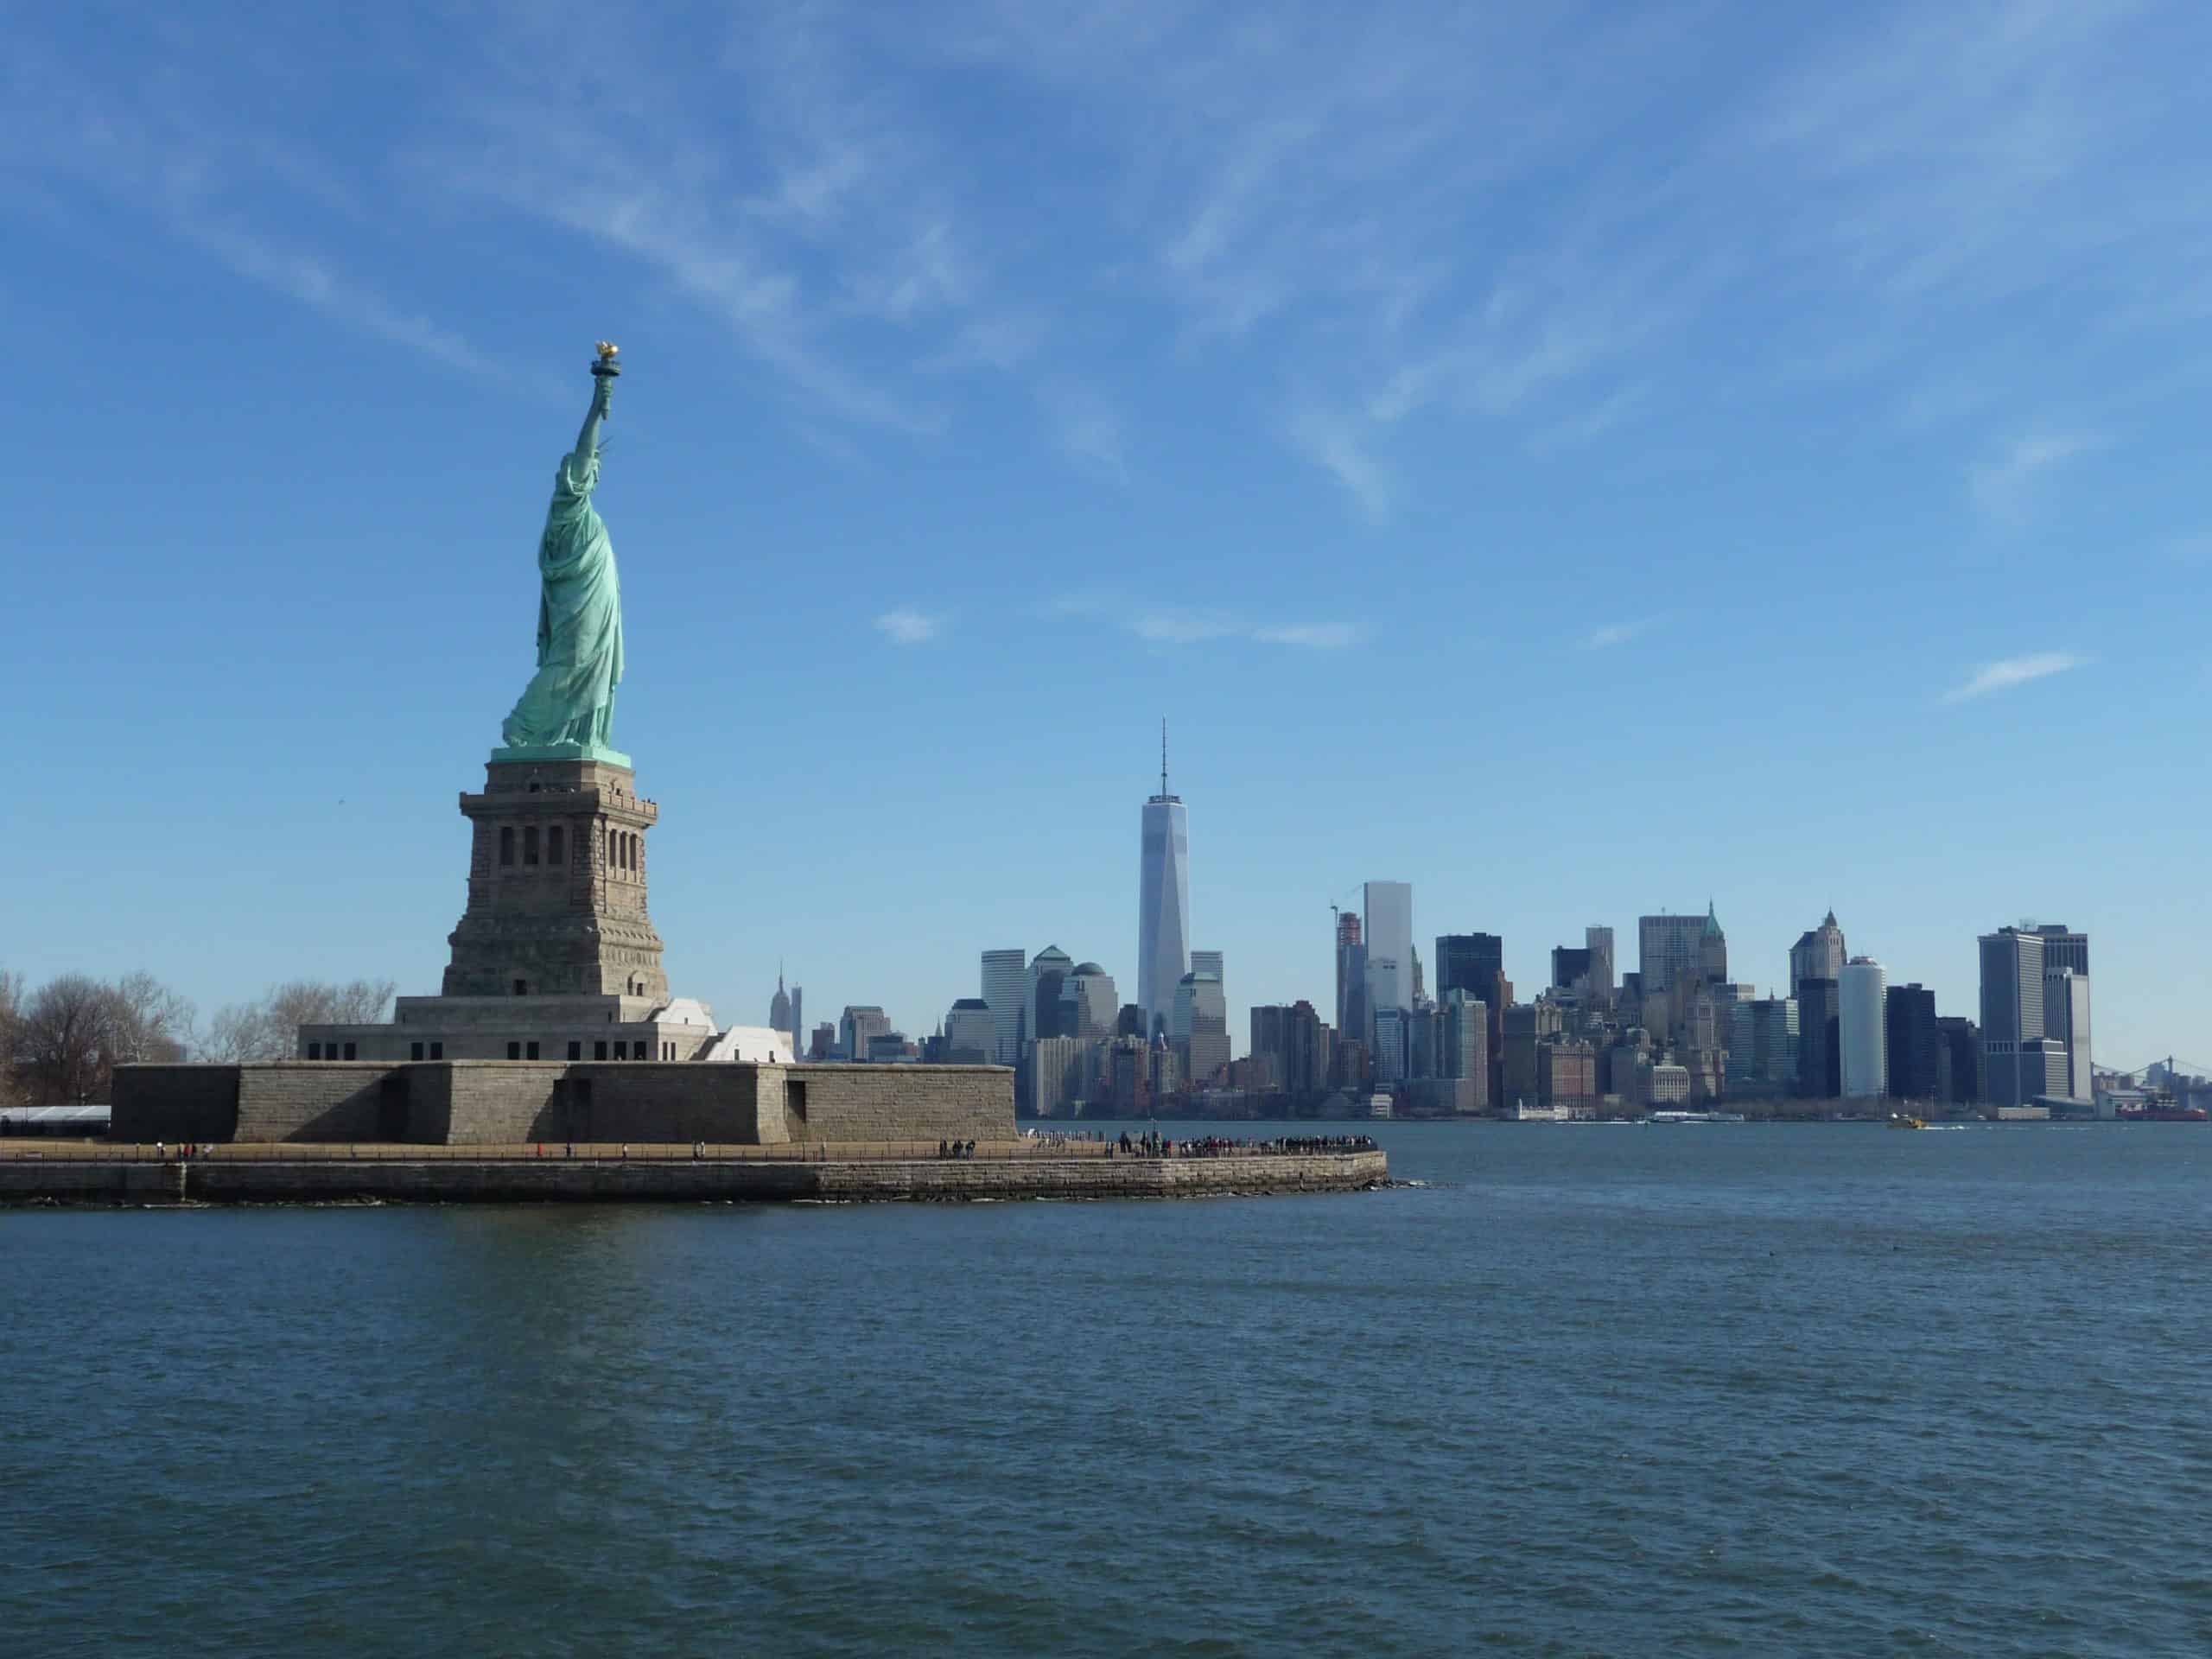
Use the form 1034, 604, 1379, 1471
1137, 722, 1190, 1041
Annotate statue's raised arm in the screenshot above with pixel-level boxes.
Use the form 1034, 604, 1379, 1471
493, 343, 631, 764
574, 341, 619, 466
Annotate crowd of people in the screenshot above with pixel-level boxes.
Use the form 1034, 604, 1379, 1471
1105, 1130, 1378, 1160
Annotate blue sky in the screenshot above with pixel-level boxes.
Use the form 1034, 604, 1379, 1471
5, 0, 2209, 1070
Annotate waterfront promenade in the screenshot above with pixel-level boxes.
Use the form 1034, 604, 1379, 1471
0, 1139, 1388, 1205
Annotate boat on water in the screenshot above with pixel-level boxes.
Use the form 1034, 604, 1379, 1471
1649, 1110, 1747, 1124
1887, 1114, 1928, 1130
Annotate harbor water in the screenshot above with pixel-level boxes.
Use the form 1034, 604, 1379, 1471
4, 1122, 2209, 1655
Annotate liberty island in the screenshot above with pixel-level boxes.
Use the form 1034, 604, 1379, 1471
41, 346, 1384, 1203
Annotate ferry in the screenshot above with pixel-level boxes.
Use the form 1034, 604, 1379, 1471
1887, 1113, 1928, 1130
1649, 1110, 1746, 1124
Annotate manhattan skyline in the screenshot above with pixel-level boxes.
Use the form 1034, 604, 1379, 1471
5, 2, 2208, 1068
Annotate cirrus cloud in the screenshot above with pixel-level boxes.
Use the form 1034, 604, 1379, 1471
874, 607, 943, 645
1942, 651, 2088, 702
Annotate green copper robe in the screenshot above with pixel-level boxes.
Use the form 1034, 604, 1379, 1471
501, 374, 624, 752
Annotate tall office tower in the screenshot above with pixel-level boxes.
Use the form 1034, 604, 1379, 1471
2035, 925, 2088, 976
1840, 957, 1887, 1099
1501, 1003, 1557, 1104
1789, 910, 1847, 999
1439, 932, 1508, 1109
809, 1021, 836, 1061
1436, 933, 1504, 1001
1550, 945, 1592, 995
1712, 982, 1758, 1047
1116, 1002, 1148, 1039
840, 1005, 890, 1062
1191, 949, 1224, 980
769, 969, 791, 1038
1796, 977, 1840, 1097
1027, 1035, 1084, 1116
1698, 903, 1728, 985
982, 949, 1027, 1065
1730, 997, 1800, 1092
1409, 945, 1428, 1010
1338, 941, 1370, 1052
1371, 1006, 1407, 1087
1363, 881, 1414, 1020
1334, 912, 1363, 1036
1637, 912, 1707, 998
1027, 945, 1076, 1044
944, 999, 995, 1063
1585, 925, 1616, 1001
1250, 1006, 1290, 1083
1884, 982, 1940, 1101
1173, 969, 1230, 1086
1405, 1006, 1440, 1079
1440, 990, 1490, 1110
1936, 1016, 1980, 1103
1137, 723, 1191, 1041
1059, 963, 1118, 1039
1979, 925, 2047, 1109
2044, 968, 2093, 1101
789, 987, 802, 1061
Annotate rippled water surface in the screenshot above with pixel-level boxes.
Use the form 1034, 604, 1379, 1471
6, 1123, 2211, 1656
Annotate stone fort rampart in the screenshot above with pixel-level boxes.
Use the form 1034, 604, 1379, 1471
111, 1060, 1012, 1147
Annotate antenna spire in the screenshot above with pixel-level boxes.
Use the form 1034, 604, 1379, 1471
1160, 717, 1169, 797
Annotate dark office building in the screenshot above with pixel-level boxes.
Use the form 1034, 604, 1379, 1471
1550, 945, 1592, 994
1796, 977, 1840, 1098
1884, 982, 1940, 1102
1251, 1001, 1328, 1097
1935, 1016, 1980, 1104
1031, 969, 1074, 1041
1436, 933, 1504, 1001
1439, 933, 1509, 1108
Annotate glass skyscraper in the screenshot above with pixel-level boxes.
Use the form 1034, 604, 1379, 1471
1137, 729, 1190, 1040
1363, 881, 1414, 1024
981, 949, 1027, 1065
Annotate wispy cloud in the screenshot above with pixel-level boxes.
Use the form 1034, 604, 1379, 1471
1041, 382, 1126, 473
1969, 433, 2105, 523
186, 219, 499, 379
1942, 651, 2089, 703
1051, 597, 1359, 650
873, 607, 943, 645
13, 0, 2209, 522
1586, 616, 1660, 650
1253, 623, 1363, 649
0, 41, 506, 385
1285, 402, 1393, 522
1134, 609, 1236, 645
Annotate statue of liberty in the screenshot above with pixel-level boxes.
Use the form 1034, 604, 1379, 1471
497, 343, 627, 762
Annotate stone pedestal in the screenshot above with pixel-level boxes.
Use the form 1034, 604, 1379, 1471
442, 755, 668, 1001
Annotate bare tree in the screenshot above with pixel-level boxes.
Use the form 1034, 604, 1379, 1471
12, 974, 118, 1103
329, 977, 399, 1025
108, 970, 196, 1065
0, 969, 22, 1106
200, 1001, 282, 1063
200, 978, 399, 1061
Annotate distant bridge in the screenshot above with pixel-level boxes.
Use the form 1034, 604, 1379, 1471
2110, 1058, 2212, 1084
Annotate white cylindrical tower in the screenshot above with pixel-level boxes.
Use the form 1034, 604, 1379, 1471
1839, 956, 1888, 1100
